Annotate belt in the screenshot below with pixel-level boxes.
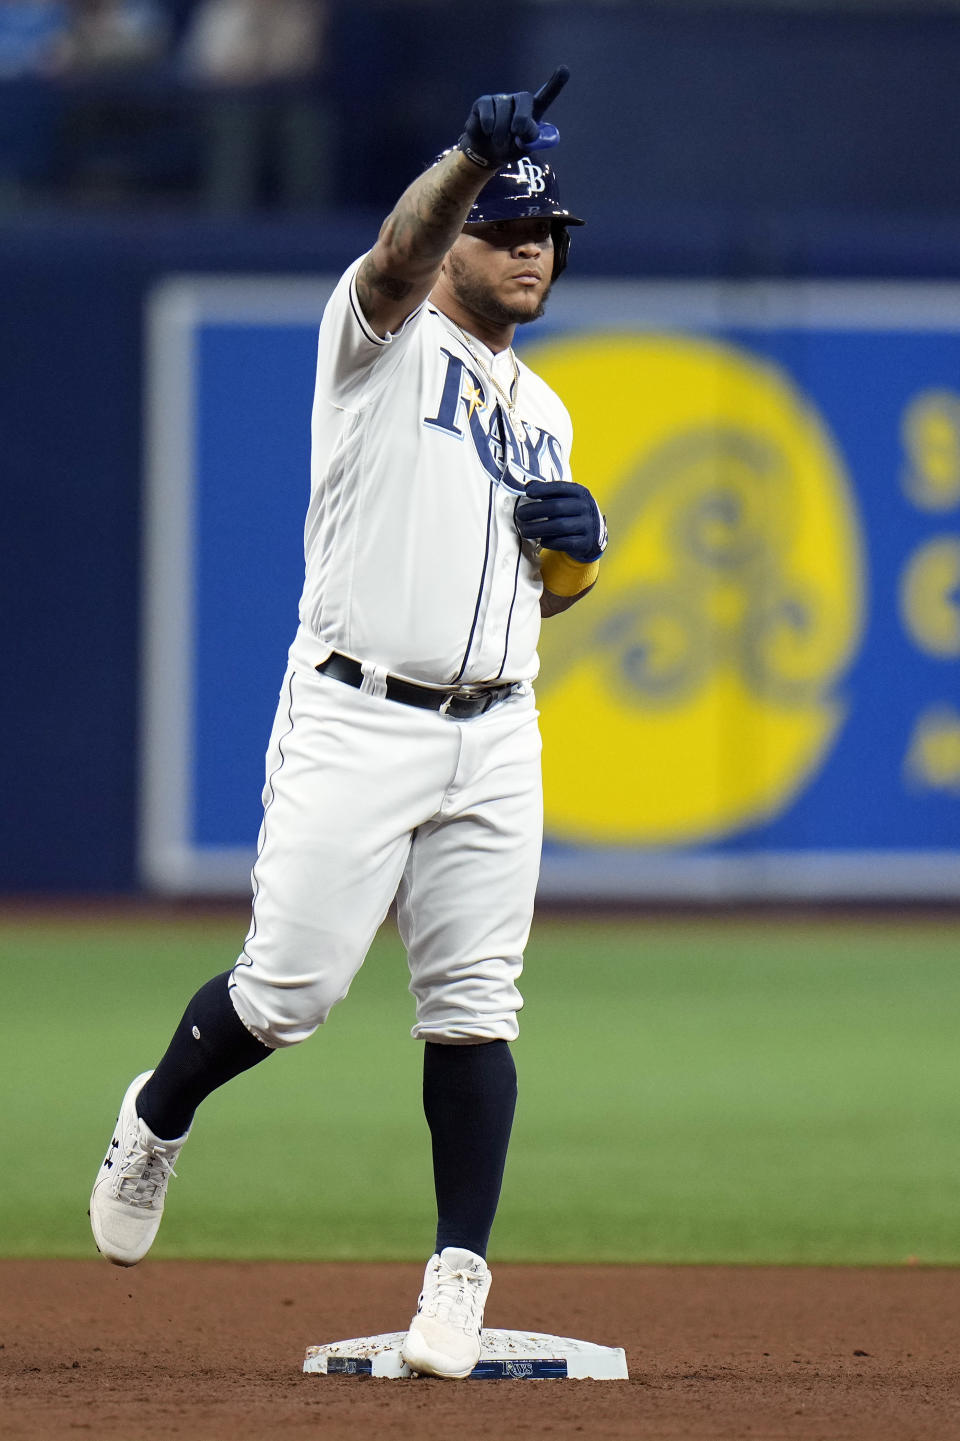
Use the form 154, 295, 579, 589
315, 652, 519, 719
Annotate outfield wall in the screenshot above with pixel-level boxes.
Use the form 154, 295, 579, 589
3, 6, 960, 896
4, 222, 960, 897
137, 276, 960, 902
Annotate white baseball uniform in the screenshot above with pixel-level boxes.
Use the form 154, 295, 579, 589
229, 255, 575, 1050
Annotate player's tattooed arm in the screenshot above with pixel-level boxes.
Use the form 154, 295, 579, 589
356, 150, 490, 338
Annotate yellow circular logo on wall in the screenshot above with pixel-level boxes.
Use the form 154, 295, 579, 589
522, 332, 866, 846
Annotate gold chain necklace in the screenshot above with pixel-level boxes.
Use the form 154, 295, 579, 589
452, 322, 520, 419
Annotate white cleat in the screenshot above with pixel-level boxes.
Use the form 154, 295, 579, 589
401, 1247, 492, 1379
89, 1071, 189, 1267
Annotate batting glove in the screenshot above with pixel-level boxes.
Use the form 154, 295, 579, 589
457, 65, 569, 169
514, 479, 608, 563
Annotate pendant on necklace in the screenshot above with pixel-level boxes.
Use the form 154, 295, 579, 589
454, 323, 520, 421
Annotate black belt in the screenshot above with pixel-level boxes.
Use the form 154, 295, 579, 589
315, 652, 519, 719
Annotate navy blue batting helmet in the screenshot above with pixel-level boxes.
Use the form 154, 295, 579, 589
435, 152, 585, 280
466, 155, 584, 280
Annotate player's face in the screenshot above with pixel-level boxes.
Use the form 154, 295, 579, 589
444, 218, 554, 330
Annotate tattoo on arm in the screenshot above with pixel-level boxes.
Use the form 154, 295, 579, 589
380, 155, 485, 268
355, 153, 486, 330
356, 255, 414, 315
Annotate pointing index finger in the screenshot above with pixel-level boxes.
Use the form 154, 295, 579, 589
531, 65, 570, 121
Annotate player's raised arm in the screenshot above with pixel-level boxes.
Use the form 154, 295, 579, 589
356, 69, 570, 338
356, 150, 491, 339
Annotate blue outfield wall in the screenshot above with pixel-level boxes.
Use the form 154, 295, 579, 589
3, 4, 960, 892
137, 275, 960, 902
6, 212, 960, 895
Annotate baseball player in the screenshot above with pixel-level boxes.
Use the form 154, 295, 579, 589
90, 67, 606, 1380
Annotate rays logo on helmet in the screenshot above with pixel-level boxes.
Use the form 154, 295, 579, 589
514, 157, 546, 194
435, 147, 585, 279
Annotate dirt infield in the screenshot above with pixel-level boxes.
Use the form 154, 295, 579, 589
4, 1263, 960, 1439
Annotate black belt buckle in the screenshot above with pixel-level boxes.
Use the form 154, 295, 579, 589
438, 685, 511, 719
439, 688, 484, 719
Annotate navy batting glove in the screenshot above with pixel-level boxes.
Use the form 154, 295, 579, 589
457, 65, 569, 169
514, 479, 608, 563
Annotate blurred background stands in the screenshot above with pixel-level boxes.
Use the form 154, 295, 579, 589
0, 0, 332, 212
180, 0, 330, 213
0, 0, 67, 206
3, 0, 960, 224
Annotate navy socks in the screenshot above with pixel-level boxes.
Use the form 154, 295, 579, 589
134, 980, 516, 1259
136, 971, 273, 1140
423, 1039, 517, 1259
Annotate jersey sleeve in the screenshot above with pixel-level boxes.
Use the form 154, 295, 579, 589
313, 254, 425, 409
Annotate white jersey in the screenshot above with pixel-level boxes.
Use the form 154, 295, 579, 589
289, 255, 575, 687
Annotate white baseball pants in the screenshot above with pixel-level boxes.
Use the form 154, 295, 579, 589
229, 663, 543, 1049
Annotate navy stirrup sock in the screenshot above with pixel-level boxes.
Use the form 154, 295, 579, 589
136, 971, 273, 1140
423, 1039, 517, 1260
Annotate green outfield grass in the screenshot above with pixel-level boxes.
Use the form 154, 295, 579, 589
2, 909, 959, 1264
